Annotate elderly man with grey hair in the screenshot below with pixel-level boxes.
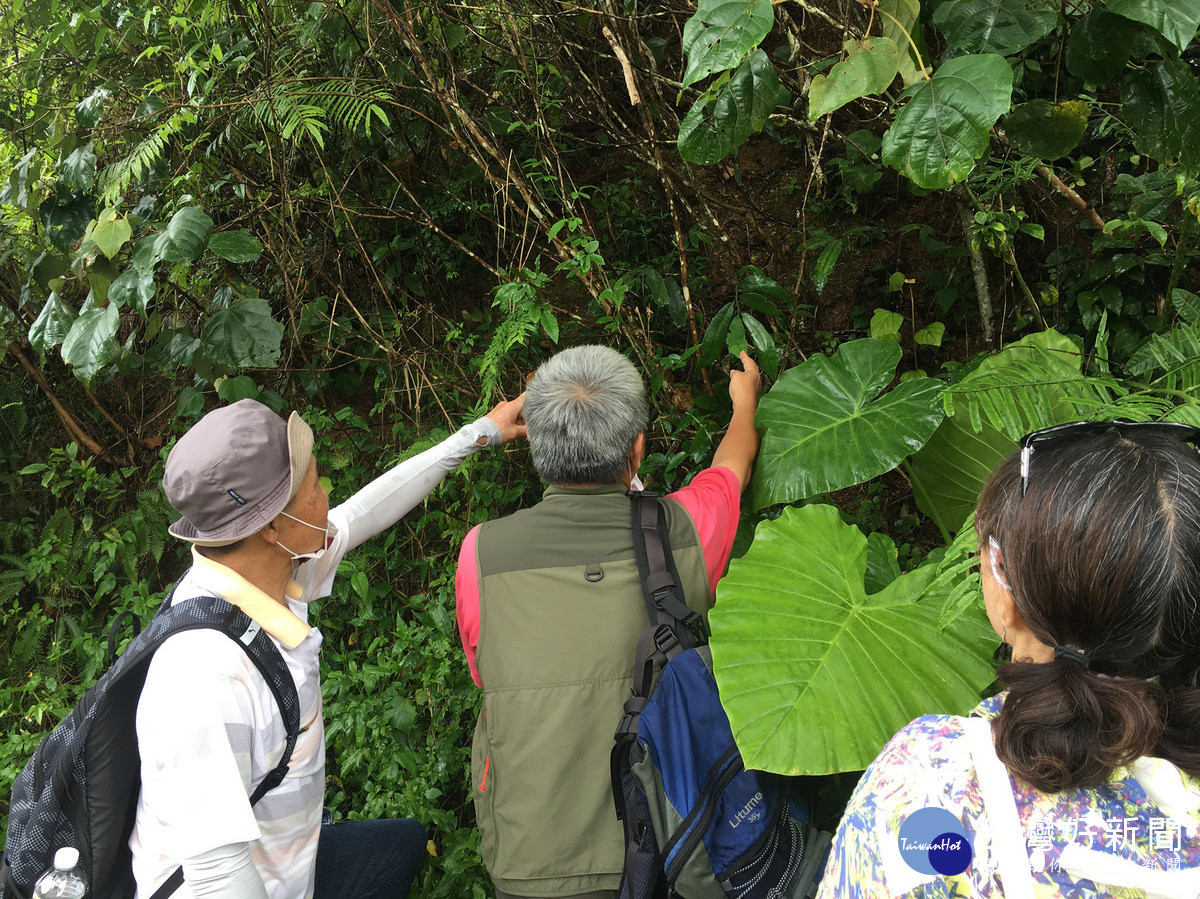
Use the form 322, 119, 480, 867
455, 345, 762, 899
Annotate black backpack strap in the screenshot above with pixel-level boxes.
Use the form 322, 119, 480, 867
139, 596, 303, 899
613, 492, 709, 897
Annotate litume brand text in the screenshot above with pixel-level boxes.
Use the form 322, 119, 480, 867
729, 792, 764, 828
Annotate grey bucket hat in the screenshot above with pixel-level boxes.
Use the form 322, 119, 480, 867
163, 399, 314, 546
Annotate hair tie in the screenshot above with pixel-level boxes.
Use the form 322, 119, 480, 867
1052, 644, 1092, 669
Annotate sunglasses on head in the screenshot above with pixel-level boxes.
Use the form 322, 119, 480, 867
1019, 419, 1200, 496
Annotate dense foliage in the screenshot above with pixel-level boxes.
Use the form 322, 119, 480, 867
1, 0, 1197, 891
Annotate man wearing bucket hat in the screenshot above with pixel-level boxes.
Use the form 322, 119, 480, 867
130, 395, 525, 899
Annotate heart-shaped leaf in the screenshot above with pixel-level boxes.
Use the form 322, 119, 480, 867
1065, 10, 1137, 86
679, 50, 786, 164
711, 504, 997, 774
808, 38, 901, 119
933, 0, 1057, 55
1003, 99, 1090, 160
882, 54, 1014, 189
750, 338, 944, 509
109, 269, 155, 315
155, 207, 214, 264
61, 304, 119, 382
91, 215, 133, 260
208, 229, 264, 263
681, 0, 774, 90
200, 298, 283, 370
1122, 59, 1200, 174
29, 292, 78, 353
60, 143, 98, 193
1106, 0, 1200, 54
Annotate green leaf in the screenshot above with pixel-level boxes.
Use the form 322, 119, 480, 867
740, 312, 778, 380
679, 50, 786, 165
208, 229, 264, 263
60, 143, 98, 193
39, 195, 94, 252
155, 207, 215, 264
908, 330, 1092, 536
726, 313, 749, 356
75, 85, 111, 129
539, 307, 560, 344
710, 505, 997, 774
91, 215, 133, 260
933, 0, 1057, 55
1106, 0, 1200, 54
61, 304, 119, 382
680, 0, 775, 90
29, 292, 78, 353
130, 235, 162, 274
865, 531, 902, 593
882, 54, 1014, 189
109, 269, 155, 315
879, 0, 927, 85
807, 38, 901, 119
870, 309, 903, 342
739, 265, 789, 303
1065, 10, 1137, 86
914, 322, 946, 346
1121, 59, 1200, 175
749, 338, 945, 509
199, 298, 283, 370
812, 239, 842, 294
216, 374, 261, 402
700, 302, 737, 366
176, 385, 205, 419
1003, 99, 1089, 160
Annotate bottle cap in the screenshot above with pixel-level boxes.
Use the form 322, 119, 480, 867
53, 847, 79, 869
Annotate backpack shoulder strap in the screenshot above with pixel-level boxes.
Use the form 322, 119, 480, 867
140, 596, 303, 899
629, 491, 706, 653
963, 718, 1036, 899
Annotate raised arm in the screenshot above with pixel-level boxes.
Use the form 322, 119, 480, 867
711, 352, 762, 491
332, 394, 526, 552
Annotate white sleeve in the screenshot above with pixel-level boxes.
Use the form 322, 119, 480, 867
296, 418, 501, 598
182, 842, 269, 899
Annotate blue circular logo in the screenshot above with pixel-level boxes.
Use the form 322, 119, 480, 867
897, 807, 973, 876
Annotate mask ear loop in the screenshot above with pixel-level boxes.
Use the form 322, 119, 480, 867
988, 536, 1012, 591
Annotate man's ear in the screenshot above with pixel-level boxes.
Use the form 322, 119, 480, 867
630, 432, 646, 469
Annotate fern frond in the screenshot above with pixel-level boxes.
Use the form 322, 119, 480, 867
1126, 323, 1200, 395
101, 110, 192, 204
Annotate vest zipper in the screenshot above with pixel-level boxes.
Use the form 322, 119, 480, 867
662, 745, 742, 883
479, 754, 490, 792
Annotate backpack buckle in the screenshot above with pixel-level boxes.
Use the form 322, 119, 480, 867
653, 625, 679, 655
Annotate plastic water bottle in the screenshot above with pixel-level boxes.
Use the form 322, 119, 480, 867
32, 847, 86, 899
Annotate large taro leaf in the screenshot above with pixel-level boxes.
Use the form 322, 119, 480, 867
749, 338, 944, 510
1122, 59, 1200, 175
808, 38, 901, 119
681, 0, 774, 90
61, 304, 119, 382
710, 504, 997, 775
1106, 0, 1200, 54
1002, 99, 1089, 160
200, 298, 283, 370
882, 55, 1013, 189
909, 330, 1094, 536
932, 0, 1057, 56
679, 50, 787, 164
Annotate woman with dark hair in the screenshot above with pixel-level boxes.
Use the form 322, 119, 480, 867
816, 422, 1200, 898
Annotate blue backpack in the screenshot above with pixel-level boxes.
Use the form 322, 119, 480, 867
611, 494, 830, 899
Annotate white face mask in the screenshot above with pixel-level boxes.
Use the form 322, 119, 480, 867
629, 473, 645, 492
276, 510, 338, 564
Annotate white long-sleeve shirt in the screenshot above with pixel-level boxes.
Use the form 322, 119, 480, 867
130, 418, 500, 899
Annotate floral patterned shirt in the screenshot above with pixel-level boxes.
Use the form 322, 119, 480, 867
816, 695, 1200, 898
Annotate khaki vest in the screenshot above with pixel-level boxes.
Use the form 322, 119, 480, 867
470, 484, 712, 897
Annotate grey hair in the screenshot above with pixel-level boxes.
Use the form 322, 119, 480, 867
525, 345, 648, 484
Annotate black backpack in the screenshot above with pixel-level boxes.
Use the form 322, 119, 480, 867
610, 492, 831, 899
0, 593, 300, 899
